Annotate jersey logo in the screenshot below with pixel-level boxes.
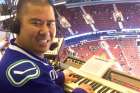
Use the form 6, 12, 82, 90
49, 69, 58, 80
6, 59, 40, 87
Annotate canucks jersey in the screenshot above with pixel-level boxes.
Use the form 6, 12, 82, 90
0, 39, 87, 93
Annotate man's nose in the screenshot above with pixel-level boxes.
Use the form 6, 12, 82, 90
42, 24, 50, 32
39, 25, 51, 36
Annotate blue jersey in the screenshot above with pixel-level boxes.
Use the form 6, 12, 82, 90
0, 39, 86, 93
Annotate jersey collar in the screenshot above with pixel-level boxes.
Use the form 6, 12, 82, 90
9, 39, 48, 63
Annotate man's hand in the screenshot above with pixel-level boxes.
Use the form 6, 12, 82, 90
63, 69, 77, 83
63, 69, 95, 93
79, 84, 95, 93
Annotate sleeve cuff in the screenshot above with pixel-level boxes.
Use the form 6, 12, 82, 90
72, 88, 87, 93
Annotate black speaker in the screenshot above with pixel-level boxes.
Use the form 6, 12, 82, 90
137, 40, 140, 46
10, 18, 20, 34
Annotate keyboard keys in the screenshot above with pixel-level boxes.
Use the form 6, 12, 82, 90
83, 79, 91, 84
68, 74, 122, 93
73, 75, 83, 83
93, 83, 102, 90
78, 78, 88, 85
101, 87, 111, 93
96, 86, 108, 93
110, 90, 121, 93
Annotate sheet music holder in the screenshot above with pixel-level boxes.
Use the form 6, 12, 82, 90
80, 56, 115, 77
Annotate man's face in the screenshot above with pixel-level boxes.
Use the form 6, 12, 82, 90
18, 3, 56, 55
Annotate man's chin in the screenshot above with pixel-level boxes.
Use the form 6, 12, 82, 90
39, 48, 48, 53
34, 49, 48, 57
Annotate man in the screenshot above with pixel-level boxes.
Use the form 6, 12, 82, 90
0, 0, 93, 93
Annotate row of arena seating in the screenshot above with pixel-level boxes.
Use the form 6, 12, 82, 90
56, 3, 140, 37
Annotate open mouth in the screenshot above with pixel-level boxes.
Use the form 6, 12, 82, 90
37, 39, 51, 47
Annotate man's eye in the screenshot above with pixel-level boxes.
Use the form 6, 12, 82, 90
31, 20, 43, 25
47, 22, 56, 27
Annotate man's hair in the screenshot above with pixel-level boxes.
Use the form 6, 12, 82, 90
17, 0, 52, 18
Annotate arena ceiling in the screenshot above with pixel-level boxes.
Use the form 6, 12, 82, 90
65, 0, 140, 8
1, 0, 140, 6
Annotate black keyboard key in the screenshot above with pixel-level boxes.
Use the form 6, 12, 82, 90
83, 79, 91, 84
97, 86, 107, 93
78, 78, 87, 85
93, 84, 102, 90
110, 90, 121, 93
102, 87, 111, 93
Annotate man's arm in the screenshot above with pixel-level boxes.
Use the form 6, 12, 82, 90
55, 71, 65, 86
